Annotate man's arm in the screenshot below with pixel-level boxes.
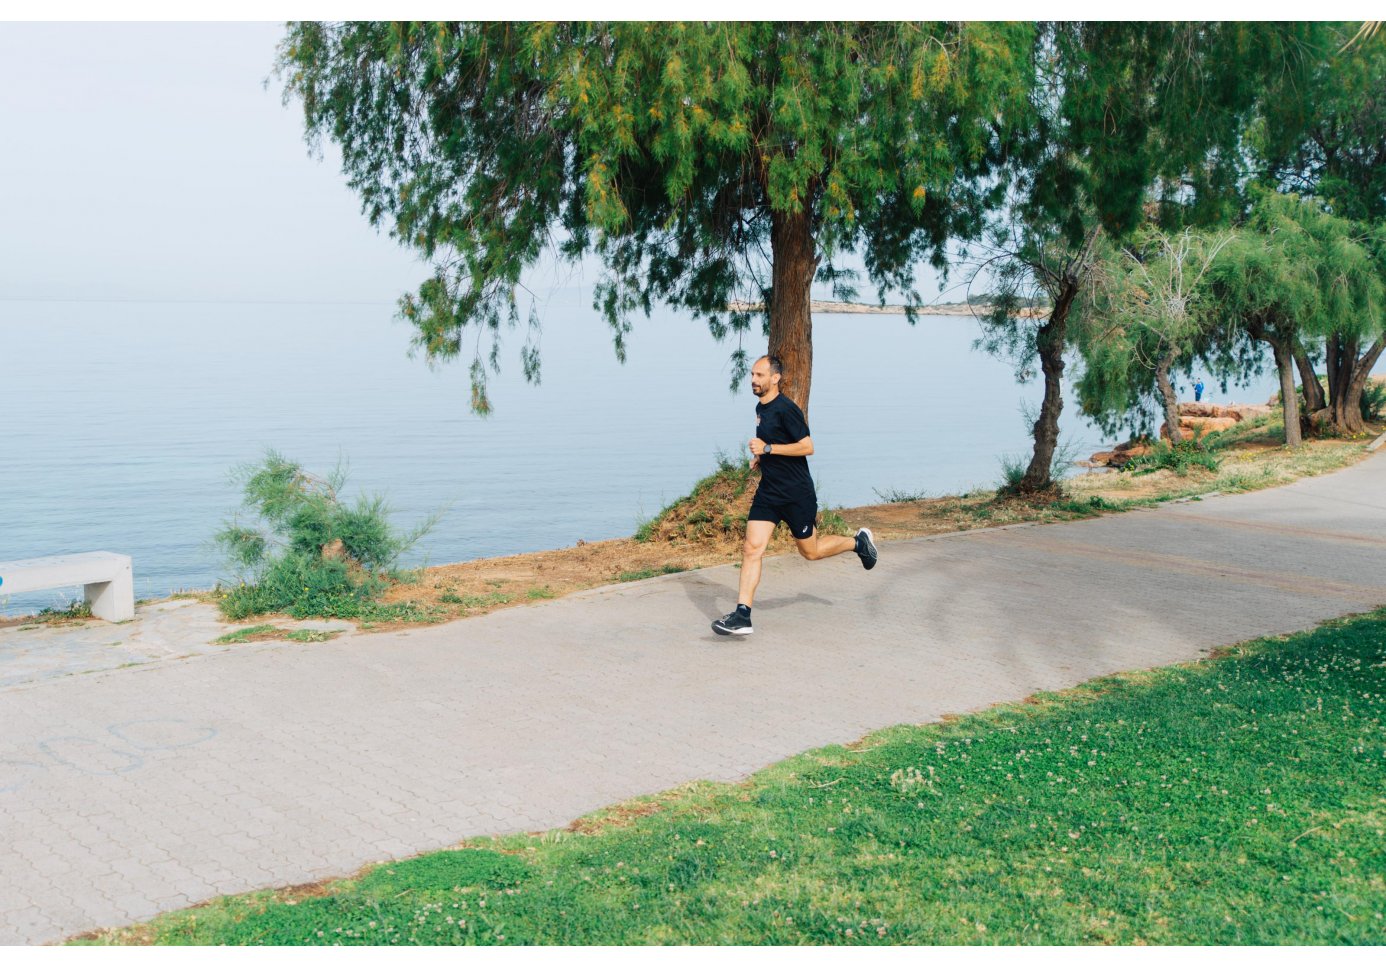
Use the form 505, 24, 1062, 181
750, 436, 814, 457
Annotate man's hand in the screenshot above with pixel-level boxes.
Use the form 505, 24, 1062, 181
750, 455, 760, 472
749, 437, 767, 456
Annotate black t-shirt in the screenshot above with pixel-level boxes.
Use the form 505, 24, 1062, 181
754, 394, 815, 503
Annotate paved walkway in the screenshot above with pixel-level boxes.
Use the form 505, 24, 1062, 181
3, 453, 1385, 944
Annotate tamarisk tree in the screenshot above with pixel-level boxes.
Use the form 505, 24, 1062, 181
1074, 227, 1234, 444
973, 21, 1316, 493
276, 22, 1033, 416
1208, 192, 1383, 447
1253, 23, 1386, 433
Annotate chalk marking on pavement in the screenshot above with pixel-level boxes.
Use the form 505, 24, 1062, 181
981, 532, 1386, 604
1156, 510, 1386, 547
1, 719, 219, 794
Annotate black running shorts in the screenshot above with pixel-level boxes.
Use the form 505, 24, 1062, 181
748, 492, 817, 541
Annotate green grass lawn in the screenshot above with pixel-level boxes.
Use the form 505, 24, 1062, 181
84, 610, 1386, 945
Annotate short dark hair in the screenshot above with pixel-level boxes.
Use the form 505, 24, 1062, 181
760, 354, 783, 377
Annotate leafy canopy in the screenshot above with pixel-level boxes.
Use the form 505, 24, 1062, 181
277, 21, 1034, 410
1253, 22, 1386, 224
1209, 191, 1384, 348
1074, 226, 1235, 436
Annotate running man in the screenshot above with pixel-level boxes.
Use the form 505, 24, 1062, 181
712, 354, 878, 636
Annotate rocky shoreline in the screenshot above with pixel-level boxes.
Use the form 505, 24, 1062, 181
1084, 401, 1276, 468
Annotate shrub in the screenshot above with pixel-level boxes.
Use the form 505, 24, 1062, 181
996, 401, 1083, 494
996, 454, 1028, 491
872, 487, 930, 503
816, 508, 851, 536
214, 451, 437, 620
34, 600, 93, 624
1361, 378, 1386, 423
617, 564, 688, 582
1125, 438, 1221, 476
635, 450, 756, 543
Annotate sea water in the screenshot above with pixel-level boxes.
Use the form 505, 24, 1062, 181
0, 294, 1284, 615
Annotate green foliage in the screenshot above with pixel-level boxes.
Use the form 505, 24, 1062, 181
994, 401, 1084, 495
213, 624, 278, 644
1362, 379, 1386, 422
972, 22, 1315, 491
1074, 226, 1236, 438
616, 565, 687, 583
872, 487, 930, 504
636, 451, 756, 543
97, 609, 1386, 945
277, 22, 1036, 407
815, 508, 850, 537
1246, 26, 1386, 433
1212, 193, 1382, 348
996, 454, 1028, 492
213, 624, 341, 645
213, 451, 436, 620
33, 600, 93, 624
1202, 191, 1385, 441
1125, 439, 1222, 476
356, 850, 530, 895
286, 629, 340, 643
438, 591, 512, 610
1046, 495, 1120, 518
1202, 412, 1280, 450
1253, 23, 1386, 224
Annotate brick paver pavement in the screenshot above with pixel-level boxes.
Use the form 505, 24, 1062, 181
2, 453, 1384, 943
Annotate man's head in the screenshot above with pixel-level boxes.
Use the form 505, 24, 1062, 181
750, 355, 782, 400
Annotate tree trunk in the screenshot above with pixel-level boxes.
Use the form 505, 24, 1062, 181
767, 205, 818, 418
1272, 339, 1303, 448
1293, 341, 1325, 415
1017, 283, 1076, 494
1322, 332, 1359, 434
1326, 333, 1383, 435
1155, 348, 1182, 445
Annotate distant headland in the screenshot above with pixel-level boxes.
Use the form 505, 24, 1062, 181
727, 299, 1046, 317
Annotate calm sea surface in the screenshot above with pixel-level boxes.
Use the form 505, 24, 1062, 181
1, 296, 1286, 615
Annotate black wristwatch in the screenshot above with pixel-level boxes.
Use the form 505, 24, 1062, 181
764, 444, 772, 456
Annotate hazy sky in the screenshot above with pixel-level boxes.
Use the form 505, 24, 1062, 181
0, 21, 959, 309
0, 21, 424, 304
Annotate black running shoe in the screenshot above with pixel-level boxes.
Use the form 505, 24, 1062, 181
711, 610, 753, 635
854, 528, 878, 570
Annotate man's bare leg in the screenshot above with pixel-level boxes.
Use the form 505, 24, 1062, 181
793, 531, 857, 561
736, 520, 776, 607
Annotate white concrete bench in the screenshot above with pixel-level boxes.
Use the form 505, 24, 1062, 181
0, 552, 135, 622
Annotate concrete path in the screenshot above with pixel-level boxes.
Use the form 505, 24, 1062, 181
0, 601, 353, 689
3, 453, 1385, 944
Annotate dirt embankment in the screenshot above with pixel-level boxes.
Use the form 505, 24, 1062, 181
382, 416, 1371, 625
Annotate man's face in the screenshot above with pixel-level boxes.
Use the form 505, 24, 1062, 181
750, 359, 778, 398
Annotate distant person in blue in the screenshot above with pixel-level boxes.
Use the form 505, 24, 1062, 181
711, 354, 878, 637
1194, 378, 1206, 402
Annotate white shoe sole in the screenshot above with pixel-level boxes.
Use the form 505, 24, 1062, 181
856, 528, 878, 568
712, 624, 754, 635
